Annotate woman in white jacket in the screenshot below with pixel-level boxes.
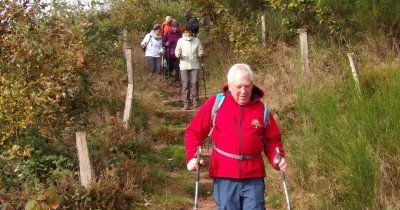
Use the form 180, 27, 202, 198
175, 25, 203, 110
141, 24, 163, 76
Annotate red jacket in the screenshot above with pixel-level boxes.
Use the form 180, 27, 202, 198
185, 85, 284, 179
161, 19, 182, 37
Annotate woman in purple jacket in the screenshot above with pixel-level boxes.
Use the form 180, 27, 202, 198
162, 21, 182, 83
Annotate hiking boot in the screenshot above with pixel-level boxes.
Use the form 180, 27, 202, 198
183, 103, 189, 110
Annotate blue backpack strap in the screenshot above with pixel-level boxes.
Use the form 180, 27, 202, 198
208, 93, 225, 137
216, 93, 225, 109
262, 101, 271, 148
263, 101, 270, 125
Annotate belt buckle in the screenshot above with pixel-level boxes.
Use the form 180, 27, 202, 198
243, 155, 252, 160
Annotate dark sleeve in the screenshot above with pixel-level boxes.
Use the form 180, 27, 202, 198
191, 17, 200, 33
162, 32, 168, 47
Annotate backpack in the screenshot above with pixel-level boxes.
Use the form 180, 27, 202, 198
142, 34, 152, 52
190, 17, 200, 34
208, 92, 270, 137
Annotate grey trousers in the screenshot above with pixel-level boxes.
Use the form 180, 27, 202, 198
145, 56, 161, 75
180, 69, 199, 106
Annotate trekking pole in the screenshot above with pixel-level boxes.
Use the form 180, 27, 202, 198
194, 146, 202, 210
166, 46, 170, 82
275, 147, 292, 210
201, 55, 207, 100
160, 51, 164, 81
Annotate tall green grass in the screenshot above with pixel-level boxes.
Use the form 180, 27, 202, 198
291, 65, 400, 209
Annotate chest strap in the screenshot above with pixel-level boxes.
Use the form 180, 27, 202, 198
212, 144, 260, 160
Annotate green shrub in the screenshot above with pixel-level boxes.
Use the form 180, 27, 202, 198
292, 63, 400, 209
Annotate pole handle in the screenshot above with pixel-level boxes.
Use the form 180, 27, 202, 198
196, 146, 202, 163
275, 147, 282, 168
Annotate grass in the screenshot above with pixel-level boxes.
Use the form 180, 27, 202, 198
287, 61, 400, 209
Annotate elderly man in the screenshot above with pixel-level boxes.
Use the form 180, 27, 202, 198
161, 15, 180, 37
185, 63, 288, 210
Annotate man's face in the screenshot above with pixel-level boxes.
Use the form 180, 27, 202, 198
228, 73, 253, 105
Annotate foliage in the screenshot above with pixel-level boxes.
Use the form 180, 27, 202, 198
0, 0, 86, 146
290, 63, 400, 209
350, 0, 400, 39
0, 77, 34, 146
24, 190, 61, 210
109, 0, 153, 33
84, 10, 120, 56
268, 0, 342, 36
268, 0, 400, 40
0, 0, 120, 208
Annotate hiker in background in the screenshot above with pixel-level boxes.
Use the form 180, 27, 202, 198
183, 10, 200, 37
161, 15, 180, 37
141, 24, 163, 76
162, 21, 182, 84
175, 25, 203, 110
185, 63, 288, 209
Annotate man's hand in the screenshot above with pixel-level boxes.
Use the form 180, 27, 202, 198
187, 158, 204, 171
274, 157, 288, 172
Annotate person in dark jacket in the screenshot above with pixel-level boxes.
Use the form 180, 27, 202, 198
183, 10, 200, 37
185, 63, 288, 210
162, 21, 182, 83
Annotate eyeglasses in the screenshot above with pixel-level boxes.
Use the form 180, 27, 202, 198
184, 31, 192, 34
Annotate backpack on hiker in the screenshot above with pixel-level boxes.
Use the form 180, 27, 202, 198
190, 17, 200, 35
142, 34, 152, 52
208, 92, 270, 137
206, 92, 271, 160
184, 11, 200, 36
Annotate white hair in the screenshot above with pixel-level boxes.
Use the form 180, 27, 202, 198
166, 16, 172, 22
227, 63, 255, 84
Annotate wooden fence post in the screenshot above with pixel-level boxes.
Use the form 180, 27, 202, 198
125, 47, 133, 84
123, 83, 133, 129
261, 14, 266, 47
122, 29, 128, 56
76, 131, 92, 189
347, 52, 361, 96
300, 30, 310, 72
123, 47, 133, 129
